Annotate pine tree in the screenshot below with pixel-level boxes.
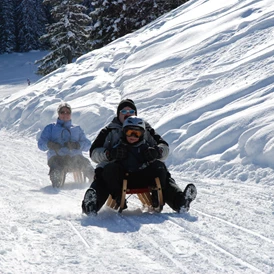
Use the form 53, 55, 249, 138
89, 0, 136, 49
15, 0, 48, 52
89, 0, 189, 50
36, 0, 91, 76
0, 0, 17, 53
133, 0, 189, 29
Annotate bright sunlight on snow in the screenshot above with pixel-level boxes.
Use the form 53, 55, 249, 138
0, 0, 274, 273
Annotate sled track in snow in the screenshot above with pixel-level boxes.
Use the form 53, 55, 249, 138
67, 220, 90, 248
123, 198, 268, 273
163, 215, 265, 274
193, 208, 274, 245
62, 218, 111, 273
118, 213, 188, 273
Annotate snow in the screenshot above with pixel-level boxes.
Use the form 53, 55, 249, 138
0, 0, 274, 273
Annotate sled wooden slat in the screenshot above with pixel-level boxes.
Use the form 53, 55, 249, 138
106, 196, 117, 208
73, 170, 85, 183
106, 174, 164, 213
137, 192, 151, 205
155, 177, 163, 207
58, 170, 85, 187
60, 170, 66, 187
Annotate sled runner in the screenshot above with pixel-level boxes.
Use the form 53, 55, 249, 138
106, 174, 164, 213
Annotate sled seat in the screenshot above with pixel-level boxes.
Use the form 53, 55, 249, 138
106, 174, 164, 213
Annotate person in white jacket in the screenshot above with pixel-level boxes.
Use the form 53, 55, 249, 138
38, 103, 94, 187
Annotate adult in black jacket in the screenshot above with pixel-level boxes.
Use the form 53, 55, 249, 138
82, 99, 197, 215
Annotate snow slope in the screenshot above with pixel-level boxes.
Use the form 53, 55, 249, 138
0, 51, 47, 99
1, 130, 273, 273
0, 0, 274, 273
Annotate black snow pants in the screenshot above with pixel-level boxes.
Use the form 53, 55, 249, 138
48, 155, 94, 180
102, 160, 167, 200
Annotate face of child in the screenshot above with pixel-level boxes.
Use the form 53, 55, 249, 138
124, 128, 143, 144
126, 135, 140, 144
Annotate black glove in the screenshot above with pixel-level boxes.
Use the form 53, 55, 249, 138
64, 141, 80, 150
109, 145, 128, 161
143, 147, 160, 162
47, 141, 62, 151
155, 145, 163, 159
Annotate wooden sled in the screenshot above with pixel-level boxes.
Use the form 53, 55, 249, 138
60, 169, 86, 187
106, 174, 164, 213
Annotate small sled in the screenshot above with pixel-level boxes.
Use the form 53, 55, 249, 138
106, 174, 164, 213
57, 169, 86, 187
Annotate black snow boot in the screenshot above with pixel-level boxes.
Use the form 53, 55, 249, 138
181, 184, 197, 212
82, 188, 97, 216
174, 184, 197, 213
49, 169, 63, 188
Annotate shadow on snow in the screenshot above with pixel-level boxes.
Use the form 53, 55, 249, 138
79, 206, 198, 233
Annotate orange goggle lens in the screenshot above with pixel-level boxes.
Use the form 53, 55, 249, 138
125, 129, 143, 138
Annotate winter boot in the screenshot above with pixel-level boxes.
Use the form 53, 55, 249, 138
49, 169, 63, 188
180, 183, 197, 212
82, 188, 97, 216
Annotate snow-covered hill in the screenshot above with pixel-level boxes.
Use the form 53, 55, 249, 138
0, 0, 274, 273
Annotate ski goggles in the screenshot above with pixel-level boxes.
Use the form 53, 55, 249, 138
120, 109, 135, 115
125, 129, 143, 138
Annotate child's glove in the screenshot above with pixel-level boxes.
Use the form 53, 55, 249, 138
109, 145, 128, 160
